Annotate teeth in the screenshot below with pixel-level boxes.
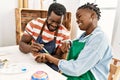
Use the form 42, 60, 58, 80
78, 23, 82, 26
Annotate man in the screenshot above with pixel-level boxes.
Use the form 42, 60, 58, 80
38, 3, 113, 80
19, 3, 70, 71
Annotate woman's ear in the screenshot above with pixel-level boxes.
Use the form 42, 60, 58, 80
91, 12, 95, 20
91, 12, 97, 20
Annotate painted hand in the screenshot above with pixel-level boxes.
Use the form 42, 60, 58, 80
60, 41, 71, 54
35, 53, 47, 63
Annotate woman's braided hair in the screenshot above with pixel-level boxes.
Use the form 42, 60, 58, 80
78, 2, 101, 20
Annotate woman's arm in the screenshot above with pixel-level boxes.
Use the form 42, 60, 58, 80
46, 54, 60, 66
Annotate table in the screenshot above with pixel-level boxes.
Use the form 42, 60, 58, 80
0, 45, 67, 80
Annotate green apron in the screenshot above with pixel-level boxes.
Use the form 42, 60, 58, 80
65, 39, 96, 80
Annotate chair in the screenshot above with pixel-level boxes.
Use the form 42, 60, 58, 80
108, 58, 120, 80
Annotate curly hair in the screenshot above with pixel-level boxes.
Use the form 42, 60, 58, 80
48, 3, 66, 16
78, 3, 101, 20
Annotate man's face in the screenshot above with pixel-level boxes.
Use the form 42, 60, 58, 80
47, 11, 63, 31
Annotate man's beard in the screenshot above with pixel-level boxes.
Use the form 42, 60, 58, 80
46, 22, 59, 32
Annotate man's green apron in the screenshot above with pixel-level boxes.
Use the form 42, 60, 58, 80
65, 39, 96, 80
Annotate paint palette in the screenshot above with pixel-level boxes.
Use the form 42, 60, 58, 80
0, 63, 30, 74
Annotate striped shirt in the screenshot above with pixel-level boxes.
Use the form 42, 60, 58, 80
24, 18, 70, 47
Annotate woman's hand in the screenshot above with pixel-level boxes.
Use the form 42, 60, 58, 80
31, 52, 40, 57
35, 53, 48, 63
60, 41, 71, 53
35, 53, 60, 66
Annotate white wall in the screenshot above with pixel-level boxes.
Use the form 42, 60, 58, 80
0, 0, 119, 49
57, 0, 81, 39
112, 0, 120, 59
0, 0, 18, 46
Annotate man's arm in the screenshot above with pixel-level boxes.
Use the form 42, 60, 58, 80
19, 34, 32, 54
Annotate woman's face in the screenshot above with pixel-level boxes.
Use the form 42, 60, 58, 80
76, 9, 93, 31
47, 11, 63, 31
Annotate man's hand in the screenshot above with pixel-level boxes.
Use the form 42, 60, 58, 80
30, 42, 44, 53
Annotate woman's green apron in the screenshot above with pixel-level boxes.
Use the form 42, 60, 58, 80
65, 39, 96, 80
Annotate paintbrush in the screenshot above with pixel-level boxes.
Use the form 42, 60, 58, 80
25, 30, 49, 54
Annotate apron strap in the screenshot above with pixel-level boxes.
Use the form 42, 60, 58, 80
39, 19, 59, 42
54, 26, 59, 41
39, 20, 47, 36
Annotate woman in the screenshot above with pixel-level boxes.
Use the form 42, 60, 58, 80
37, 3, 112, 80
